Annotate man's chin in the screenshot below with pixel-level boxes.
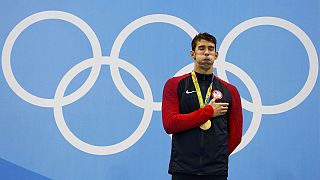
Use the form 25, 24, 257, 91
199, 65, 212, 71
201, 60, 213, 65
201, 62, 213, 67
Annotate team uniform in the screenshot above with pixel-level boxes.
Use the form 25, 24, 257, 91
162, 72, 243, 179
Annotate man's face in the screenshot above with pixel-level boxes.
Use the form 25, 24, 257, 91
190, 39, 218, 72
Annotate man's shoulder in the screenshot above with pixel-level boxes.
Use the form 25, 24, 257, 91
163, 73, 190, 91
165, 73, 190, 85
215, 77, 238, 91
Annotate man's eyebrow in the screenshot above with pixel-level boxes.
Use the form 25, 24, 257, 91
197, 45, 215, 49
197, 45, 206, 49
197, 45, 214, 47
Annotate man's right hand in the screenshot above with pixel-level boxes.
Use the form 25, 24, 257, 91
209, 96, 229, 117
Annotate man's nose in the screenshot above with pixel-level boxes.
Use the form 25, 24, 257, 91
204, 49, 210, 56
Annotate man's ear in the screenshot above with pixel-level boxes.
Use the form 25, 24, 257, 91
190, 50, 195, 59
214, 51, 219, 59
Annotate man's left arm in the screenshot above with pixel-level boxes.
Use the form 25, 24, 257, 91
227, 85, 243, 155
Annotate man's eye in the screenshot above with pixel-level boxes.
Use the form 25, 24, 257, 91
198, 47, 205, 50
208, 47, 215, 51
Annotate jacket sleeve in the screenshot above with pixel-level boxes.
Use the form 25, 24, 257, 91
227, 85, 243, 155
161, 77, 214, 134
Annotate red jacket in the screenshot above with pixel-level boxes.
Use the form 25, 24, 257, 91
162, 72, 243, 176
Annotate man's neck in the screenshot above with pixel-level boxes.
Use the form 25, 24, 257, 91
194, 68, 213, 75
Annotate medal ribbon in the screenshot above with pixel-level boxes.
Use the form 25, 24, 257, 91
191, 70, 214, 108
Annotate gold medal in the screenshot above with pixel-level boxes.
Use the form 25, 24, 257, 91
200, 120, 211, 130
191, 71, 214, 131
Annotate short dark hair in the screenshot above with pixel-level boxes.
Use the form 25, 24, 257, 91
191, 32, 217, 51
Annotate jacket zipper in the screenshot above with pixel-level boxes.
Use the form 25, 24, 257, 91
199, 130, 204, 172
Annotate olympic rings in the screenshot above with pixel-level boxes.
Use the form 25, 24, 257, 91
53, 57, 153, 155
110, 14, 198, 111
2, 11, 102, 107
2, 11, 318, 155
218, 17, 319, 115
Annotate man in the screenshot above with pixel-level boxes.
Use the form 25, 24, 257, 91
162, 32, 243, 180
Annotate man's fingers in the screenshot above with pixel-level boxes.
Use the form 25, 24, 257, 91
210, 101, 229, 117
216, 102, 229, 106
218, 107, 228, 115
220, 110, 228, 113
220, 106, 228, 111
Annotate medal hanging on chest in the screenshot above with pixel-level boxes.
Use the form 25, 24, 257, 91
191, 71, 214, 130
